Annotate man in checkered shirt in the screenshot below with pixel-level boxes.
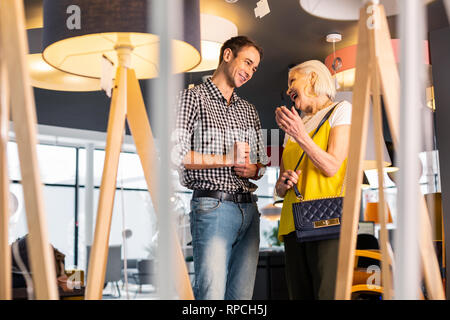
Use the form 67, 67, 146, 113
174, 36, 268, 300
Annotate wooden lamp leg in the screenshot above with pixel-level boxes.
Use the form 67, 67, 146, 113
335, 5, 372, 300
85, 67, 127, 300
373, 5, 445, 300
337, 3, 445, 300
0, 48, 11, 300
0, 0, 58, 300
126, 69, 194, 299
371, 62, 393, 299
125, 69, 159, 209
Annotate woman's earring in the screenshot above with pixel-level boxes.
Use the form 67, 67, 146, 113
305, 84, 317, 98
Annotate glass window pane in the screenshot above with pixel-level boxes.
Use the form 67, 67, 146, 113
7, 142, 20, 181
77, 148, 107, 187
8, 184, 28, 242
117, 152, 147, 189
7, 142, 76, 185
253, 166, 279, 197
38, 145, 77, 185
8, 183, 76, 268
172, 170, 192, 193
78, 149, 148, 189
419, 150, 441, 194
78, 188, 156, 272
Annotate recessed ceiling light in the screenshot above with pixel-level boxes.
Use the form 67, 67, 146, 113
326, 33, 342, 43
225, 0, 239, 3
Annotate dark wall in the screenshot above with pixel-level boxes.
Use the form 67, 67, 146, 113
34, 88, 111, 132
33, 79, 153, 136
430, 26, 450, 298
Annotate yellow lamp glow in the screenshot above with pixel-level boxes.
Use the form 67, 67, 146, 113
364, 202, 393, 224
43, 32, 200, 79
28, 53, 100, 91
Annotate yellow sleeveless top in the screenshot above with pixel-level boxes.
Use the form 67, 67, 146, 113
277, 108, 348, 242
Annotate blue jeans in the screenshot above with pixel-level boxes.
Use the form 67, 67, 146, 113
189, 197, 260, 300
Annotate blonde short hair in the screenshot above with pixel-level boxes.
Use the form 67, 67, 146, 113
289, 60, 336, 100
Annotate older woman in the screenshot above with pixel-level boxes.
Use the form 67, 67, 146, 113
275, 60, 352, 300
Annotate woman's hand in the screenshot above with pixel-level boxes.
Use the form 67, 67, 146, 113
275, 169, 301, 197
275, 106, 307, 143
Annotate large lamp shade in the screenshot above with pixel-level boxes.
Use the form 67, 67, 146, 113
260, 203, 282, 221
42, 0, 202, 79
364, 202, 393, 224
188, 14, 238, 72
325, 39, 431, 91
299, 0, 435, 21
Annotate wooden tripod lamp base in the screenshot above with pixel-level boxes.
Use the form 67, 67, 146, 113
38, 1, 202, 301
335, 3, 445, 300
85, 63, 194, 300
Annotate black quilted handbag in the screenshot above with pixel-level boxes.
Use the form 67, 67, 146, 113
288, 103, 345, 243
293, 196, 343, 242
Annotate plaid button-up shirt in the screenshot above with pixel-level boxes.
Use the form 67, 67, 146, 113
173, 79, 269, 193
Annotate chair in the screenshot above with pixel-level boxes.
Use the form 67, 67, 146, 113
351, 233, 429, 300
131, 259, 155, 297
121, 259, 138, 286
351, 234, 384, 300
86, 245, 122, 298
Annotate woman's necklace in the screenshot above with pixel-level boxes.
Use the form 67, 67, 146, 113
302, 101, 335, 128
302, 114, 313, 125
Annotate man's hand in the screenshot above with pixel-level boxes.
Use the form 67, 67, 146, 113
231, 141, 257, 178
233, 163, 258, 178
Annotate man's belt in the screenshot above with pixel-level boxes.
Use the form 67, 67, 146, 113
192, 190, 257, 203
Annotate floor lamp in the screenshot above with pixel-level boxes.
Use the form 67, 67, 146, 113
334, 2, 445, 300
41, 0, 201, 300
0, 0, 58, 300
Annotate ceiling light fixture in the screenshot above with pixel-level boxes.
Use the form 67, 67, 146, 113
299, 0, 434, 21
326, 33, 342, 43
255, 0, 271, 18
326, 33, 342, 90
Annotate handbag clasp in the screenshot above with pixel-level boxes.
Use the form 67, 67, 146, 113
313, 218, 340, 228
